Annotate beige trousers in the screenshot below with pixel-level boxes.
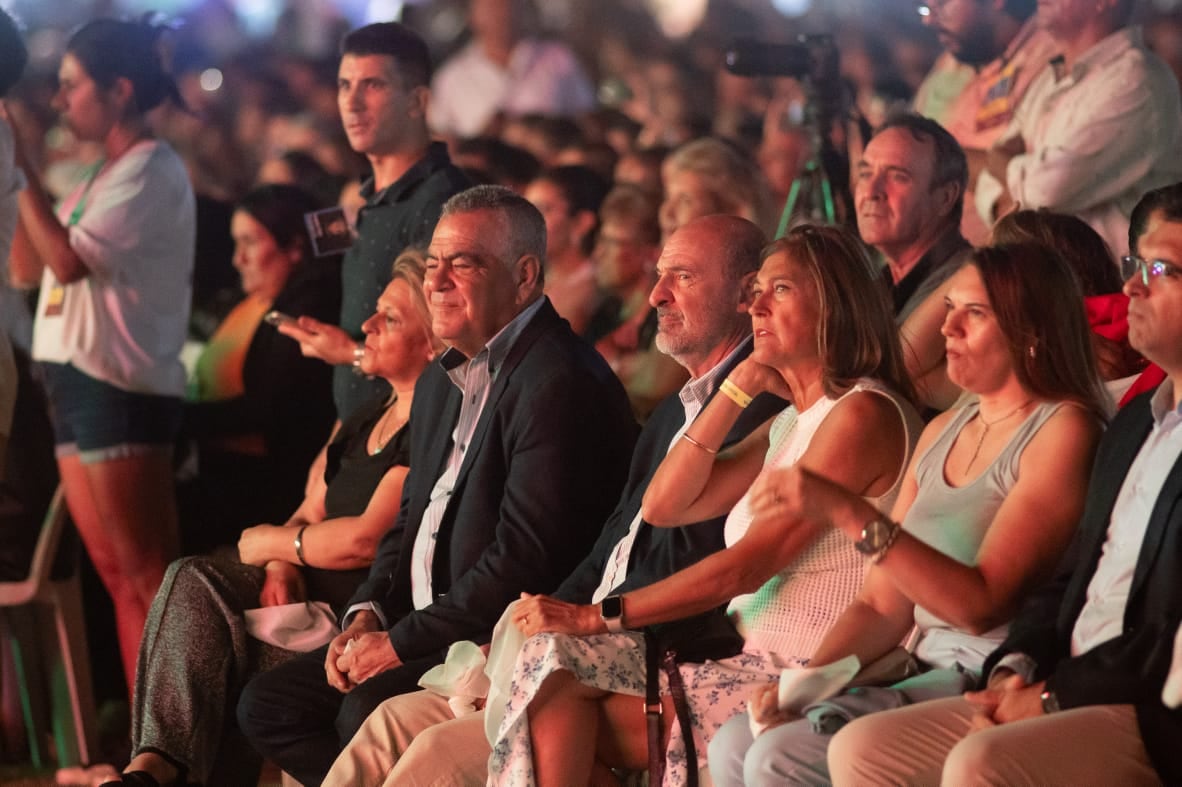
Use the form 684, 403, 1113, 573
828, 696, 1161, 787
322, 689, 490, 787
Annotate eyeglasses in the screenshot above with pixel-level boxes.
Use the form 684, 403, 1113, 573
1120, 255, 1182, 286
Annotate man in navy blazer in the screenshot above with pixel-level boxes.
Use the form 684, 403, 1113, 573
828, 182, 1182, 785
238, 185, 636, 784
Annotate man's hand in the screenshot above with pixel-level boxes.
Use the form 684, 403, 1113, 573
512, 593, 603, 638
964, 673, 1045, 730
336, 631, 402, 687
258, 561, 306, 607
985, 135, 1025, 183
325, 611, 381, 692
276, 317, 357, 366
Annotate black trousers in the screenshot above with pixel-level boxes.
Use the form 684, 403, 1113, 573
237, 644, 438, 786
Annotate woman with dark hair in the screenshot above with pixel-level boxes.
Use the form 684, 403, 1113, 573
179, 184, 340, 553
7, 17, 195, 692
97, 253, 441, 787
486, 224, 922, 785
708, 243, 1106, 786
992, 208, 1145, 391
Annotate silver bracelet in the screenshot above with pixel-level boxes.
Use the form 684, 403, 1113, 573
294, 525, 309, 566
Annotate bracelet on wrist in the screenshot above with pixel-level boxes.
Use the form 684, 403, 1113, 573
719, 378, 753, 409
681, 433, 718, 454
294, 525, 309, 566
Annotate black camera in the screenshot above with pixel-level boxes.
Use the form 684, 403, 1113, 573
724, 34, 840, 87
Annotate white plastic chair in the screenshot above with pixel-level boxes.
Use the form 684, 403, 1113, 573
0, 485, 97, 766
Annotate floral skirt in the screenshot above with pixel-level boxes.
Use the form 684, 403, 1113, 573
486, 629, 807, 787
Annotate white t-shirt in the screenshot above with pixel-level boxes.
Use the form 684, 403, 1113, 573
32, 139, 195, 396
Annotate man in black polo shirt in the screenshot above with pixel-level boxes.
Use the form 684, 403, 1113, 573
280, 22, 468, 420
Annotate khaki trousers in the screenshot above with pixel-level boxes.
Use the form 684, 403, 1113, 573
323, 689, 490, 787
828, 697, 1160, 787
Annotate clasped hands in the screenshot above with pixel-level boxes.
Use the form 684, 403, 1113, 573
964, 671, 1046, 730
325, 611, 402, 693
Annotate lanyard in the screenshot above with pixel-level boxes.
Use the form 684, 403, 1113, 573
65, 160, 104, 227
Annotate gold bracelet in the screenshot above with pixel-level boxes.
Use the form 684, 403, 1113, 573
681, 433, 718, 454
719, 378, 753, 408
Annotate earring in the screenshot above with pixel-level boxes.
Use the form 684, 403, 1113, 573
1028, 345, 1037, 359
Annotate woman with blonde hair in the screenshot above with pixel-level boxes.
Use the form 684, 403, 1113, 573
98, 252, 441, 787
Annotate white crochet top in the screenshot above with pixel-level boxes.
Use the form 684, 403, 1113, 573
724, 378, 921, 663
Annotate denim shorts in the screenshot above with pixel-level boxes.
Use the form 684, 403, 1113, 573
40, 362, 182, 464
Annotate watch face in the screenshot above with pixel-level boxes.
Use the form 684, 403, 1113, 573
856, 519, 890, 554
601, 596, 623, 620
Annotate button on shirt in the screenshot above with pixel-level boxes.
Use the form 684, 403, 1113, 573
1072, 380, 1182, 656
589, 341, 746, 603
408, 297, 546, 610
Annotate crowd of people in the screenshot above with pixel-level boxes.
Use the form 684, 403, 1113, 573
0, 0, 1181, 786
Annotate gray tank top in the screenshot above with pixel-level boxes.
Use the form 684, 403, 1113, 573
906, 400, 1065, 672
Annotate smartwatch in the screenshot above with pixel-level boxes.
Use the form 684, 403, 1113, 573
1040, 688, 1060, 714
600, 595, 625, 633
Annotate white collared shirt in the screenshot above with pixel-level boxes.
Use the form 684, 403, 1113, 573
1072, 380, 1182, 656
589, 340, 749, 603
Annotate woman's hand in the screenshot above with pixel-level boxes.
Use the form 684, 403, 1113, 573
748, 682, 796, 731
258, 560, 306, 607
748, 466, 866, 540
238, 524, 285, 566
725, 358, 792, 402
512, 593, 605, 638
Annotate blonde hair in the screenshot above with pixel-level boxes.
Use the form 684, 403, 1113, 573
390, 248, 444, 356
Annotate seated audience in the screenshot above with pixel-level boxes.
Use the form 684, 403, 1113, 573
323, 214, 779, 786
975, 0, 1182, 260
486, 224, 921, 784
585, 184, 686, 420
614, 145, 668, 200
100, 254, 440, 787
179, 184, 339, 553
709, 243, 1106, 785
827, 184, 1182, 787
523, 165, 610, 334
236, 186, 637, 786
659, 136, 768, 241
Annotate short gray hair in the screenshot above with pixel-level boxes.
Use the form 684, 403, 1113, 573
441, 185, 547, 269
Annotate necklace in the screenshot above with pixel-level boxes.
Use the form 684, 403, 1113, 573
964, 400, 1032, 474
370, 396, 403, 455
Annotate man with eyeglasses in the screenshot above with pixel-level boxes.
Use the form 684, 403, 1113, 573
912, 0, 1056, 244
826, 181, 1182, 786
975, 0, 1182, 262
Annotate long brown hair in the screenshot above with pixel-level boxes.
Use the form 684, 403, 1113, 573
761, 224, 917, 405
971, 243, 1109, 421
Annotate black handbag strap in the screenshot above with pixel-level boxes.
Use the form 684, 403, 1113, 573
646, 637, 700, 787
645, 633, 665, 786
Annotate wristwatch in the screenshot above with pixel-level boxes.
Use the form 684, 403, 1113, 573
600, 595, 626, 633
1040, 688, 1060, 714
854, 516, 900, 557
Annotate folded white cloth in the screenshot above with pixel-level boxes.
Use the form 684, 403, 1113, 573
418, 640, 492, 717
244, 601, 339, 652
748, 655, 861, 739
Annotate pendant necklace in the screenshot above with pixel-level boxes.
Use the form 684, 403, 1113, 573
965, 400, 1031, 474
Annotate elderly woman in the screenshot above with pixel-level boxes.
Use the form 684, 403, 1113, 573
180, 184, 339, 552
487, 224, 922, 785
707, 243, 1107, 786
98, 254, 440, 787
659, 137, 769, 242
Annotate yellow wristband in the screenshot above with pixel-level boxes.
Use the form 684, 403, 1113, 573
719, 378, 753, 409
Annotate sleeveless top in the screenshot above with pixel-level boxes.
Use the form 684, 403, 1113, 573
724, 378, 923, 661
909, 400, 1064, 673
